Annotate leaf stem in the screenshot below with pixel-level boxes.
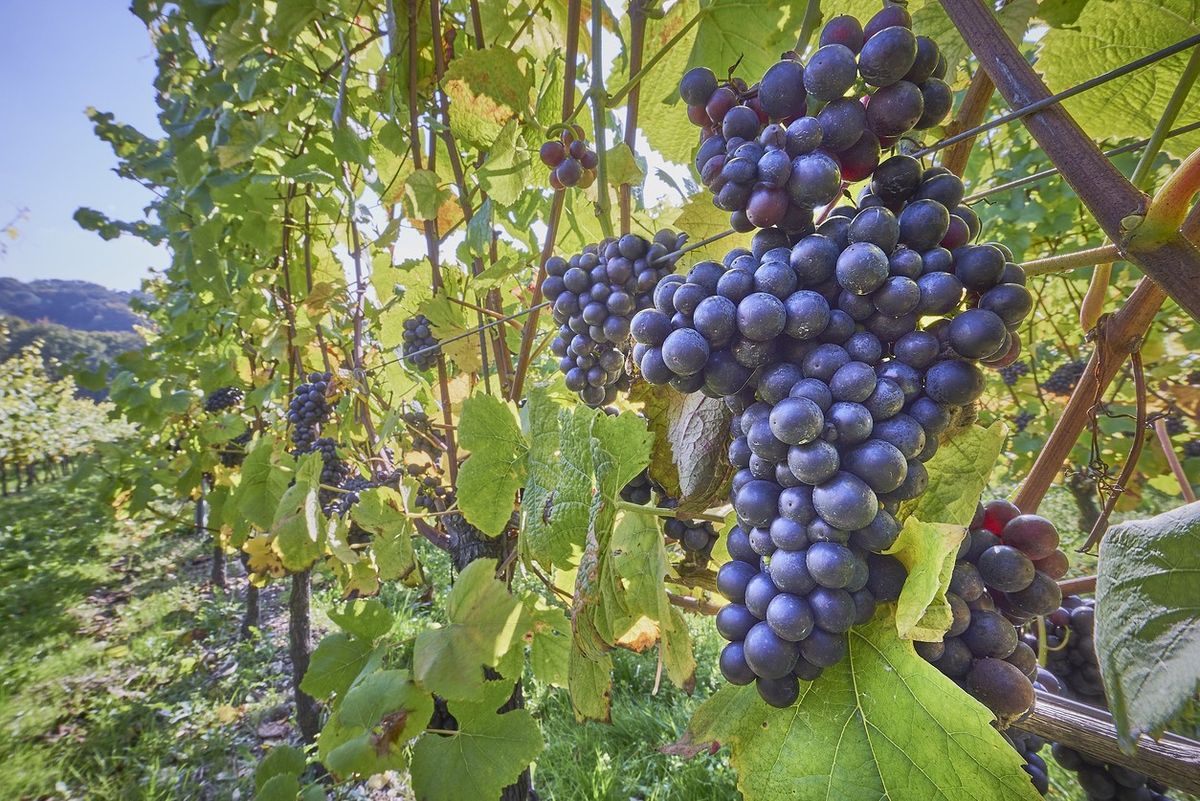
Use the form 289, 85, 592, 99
605, 8, 704, 108
616, 499, 726, 523
794, 0, 822, 54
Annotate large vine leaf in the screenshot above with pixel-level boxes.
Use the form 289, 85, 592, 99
887, 517, 964, 641
271, 452, 324, 571
1096, 502, 1200, 749
521, 388, 596, 569
456, 394, 528, 537
683, 613, 1042, 801
442, 48, 533, 148
410, 699, 543, 801
233, 438, 291, 530
413, 559, 525, 700
319, 670, 433, 779
1038, 0, 1200, 159
300, 632, 377, 701
632, 381, 733, 514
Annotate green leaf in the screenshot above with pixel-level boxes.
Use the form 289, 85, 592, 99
255, 774, 301, 801
402, 170, 451, 222
886, 517, 964, 641
413, 559, 525, 700
233, 439, 290, 530
271, 452, 324, 571
456, 394, 529, 536
410, 701, 544, 801
685, 613, 1043, 801
901, 422, 1006, 527
269, 0, 320, 47
670, 193, 753, 265
300, 633, 375, 700
477, 121, 532, 209
605, 142, 644, 187
216, 115, 280, 169
568, 646, 613, 723
321, 670, 433, 778
328, 599, 394, 642
1038, 0, 1091, 27
1096, 502, 1200, 749
521, 389, 596, 569
526, 601, 570, 688
350, 487, 419, 583
442, 48, 533, 147
466, 198, 494, 259
255, 745, 306, 790
1038, 0, 1200, 160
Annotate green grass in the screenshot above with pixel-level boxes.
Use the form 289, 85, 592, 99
0, 477, 280, 800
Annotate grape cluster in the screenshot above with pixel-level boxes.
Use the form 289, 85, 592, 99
402, 403, 445, 461
326, 474, 378, 519
1016, 629, 1179, 801
622, 469, 720, 558
402, 315, 440, 371
540, 125, 599, 190
620, 469, 655, 504
204, 386, 244, 413
1041, 359, 1087, 395
917, 499, 1067, 720
999, 361, 1028, 386
1026, 595, 1104, 705
679, 6, 953, 232
1184, 440, 1200, 459
1164, 413, 1188, 437
1008, 728, 1052, 796
219, 430, 253, 468
544, 231, 686, 405
1012, 410, 1035, 433
287, 372, 336, 452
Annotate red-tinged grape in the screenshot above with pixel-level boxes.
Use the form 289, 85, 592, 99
746, 187, 789, 228
540, 140, 566, 167
821, 14, 865, 52
858, 26, 918, 87
687, 103, 711, 127
1034, 550, 1069, 580
941, 214, 970, 249
967, 658, 1035, 718
864, 4, 912, 39
837, 130, 882, 182
706, 86, 738, 123
915, 78, 953, 129
904, 36, 941, 84
865, 80, 924, 136
1001, 514, 1060, 560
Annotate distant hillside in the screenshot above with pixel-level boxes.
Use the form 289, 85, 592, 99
1, 316, 143, 399
0, 277, 144, 332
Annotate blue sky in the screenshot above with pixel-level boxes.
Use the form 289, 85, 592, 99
1, 2, 164, 292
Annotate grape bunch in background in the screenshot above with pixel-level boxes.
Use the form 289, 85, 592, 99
219, 430, 253, 467
1041, 358, 1087, 395
540, 125, 599, 190
543, 230, 685, 406
204, 385, 244, 413
402, 314, 440, 371
678, 5, 953, 233
287, 371, 336, 452
621, 469, 718, 559
633, 163, 1032, 707
1011, 601, 1180, 801
916, 499, 1067, 719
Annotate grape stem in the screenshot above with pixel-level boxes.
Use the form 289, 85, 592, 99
666, 591, 722, 616
616, 499, 726, 523
1153, 418, 1197, 502
509, 0, 581, 402
1021, 243, 1122, 277
590, 0, 615, 238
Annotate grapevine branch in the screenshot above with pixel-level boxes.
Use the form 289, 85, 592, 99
605, 8, 704, 108
1022, 244, 1122, 277
941, 0, 1200, 320
589, 0, 614, 238
1019, 691, 1200, 795
508, 0, 581, 401
618, 0, 647, 236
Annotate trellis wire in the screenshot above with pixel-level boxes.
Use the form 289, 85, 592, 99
912, 33, 1200, 159
964, 120, 1200, 203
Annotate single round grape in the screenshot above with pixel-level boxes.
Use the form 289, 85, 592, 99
904, 35, 941, 83
871, 413, 925, 459
915, 79, 953, 129
639, 347, 674, 384
720, 642, 757, 685
756, 675, 801, 707
661, 328, 710, 376
747, 187, 790, 229
723, 105, 762, 142
820, 14, 865, 52
692, 295, 739, 348
1000, 514, 1059, 560
954, 244, 1006, 291
736, 292, 788, 342
916, 271, 964, 316
540, 140, 566, 167
767, 593, 815, 642
865, 553, 907, 602
950, 562, 985, 603
679, 66, 719, 106
931, 637, 973, 678
717, 559, 758, 603
778, 485, 816, 523
790, 234, 840, 284
788, 151, 842, 206
1034, 549, 1069, 580
866, 80, 924, 136
704, 349, 754, 396
816, 97, 867, 152
948, 308, 1008, 360
979, 283, 1034, 327
801, 343, 850, 383
805, 43, 858, 100
769, 548, 818, 595
749, 525, 777, 556
799, 628, 847, 667
781, 289, 831, 341
897, 199, 950, 252
837, 242, 890, 295
870, 155, 922, 205
806, 542, 858, 589
845, 331, 883, 364
978, 544, 1036, 593
924, 359, 985, 406
962, 609, 1019, 659
757, 363, 804, 404
838, 130, 883, 182
865, 4, 912, 38
769, 397, 825, 446
830, 361, 878, 404
747, 418, 789, 461
843, 439, 908, 494
858, 26, 918, 87
824, 401, 874, 445
734, 479, 783, 528
732, 336, 779, 369
770, 517, 809, 550
849, 206, 900, 252
813, 472, 879, 531
745, 571, 781, 619
863, 379, 905, 421
1007, 572, 1063, 617
818, 216, 851, 249
788, 440, 841, 484
966, 658, 1034, 717
716, 603, 759, 641
872, 276, 921, 318
754, 260, 798, 298
759, 59, 808, 120
809, 586, 857, 633
850, 509, 900, 552
785, 116, 824, 156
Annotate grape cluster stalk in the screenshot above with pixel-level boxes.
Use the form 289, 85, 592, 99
543, 230, 686, 406
679, 5, 953, 233
916, 499, 1068, 719
634, 20, 1034, 701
